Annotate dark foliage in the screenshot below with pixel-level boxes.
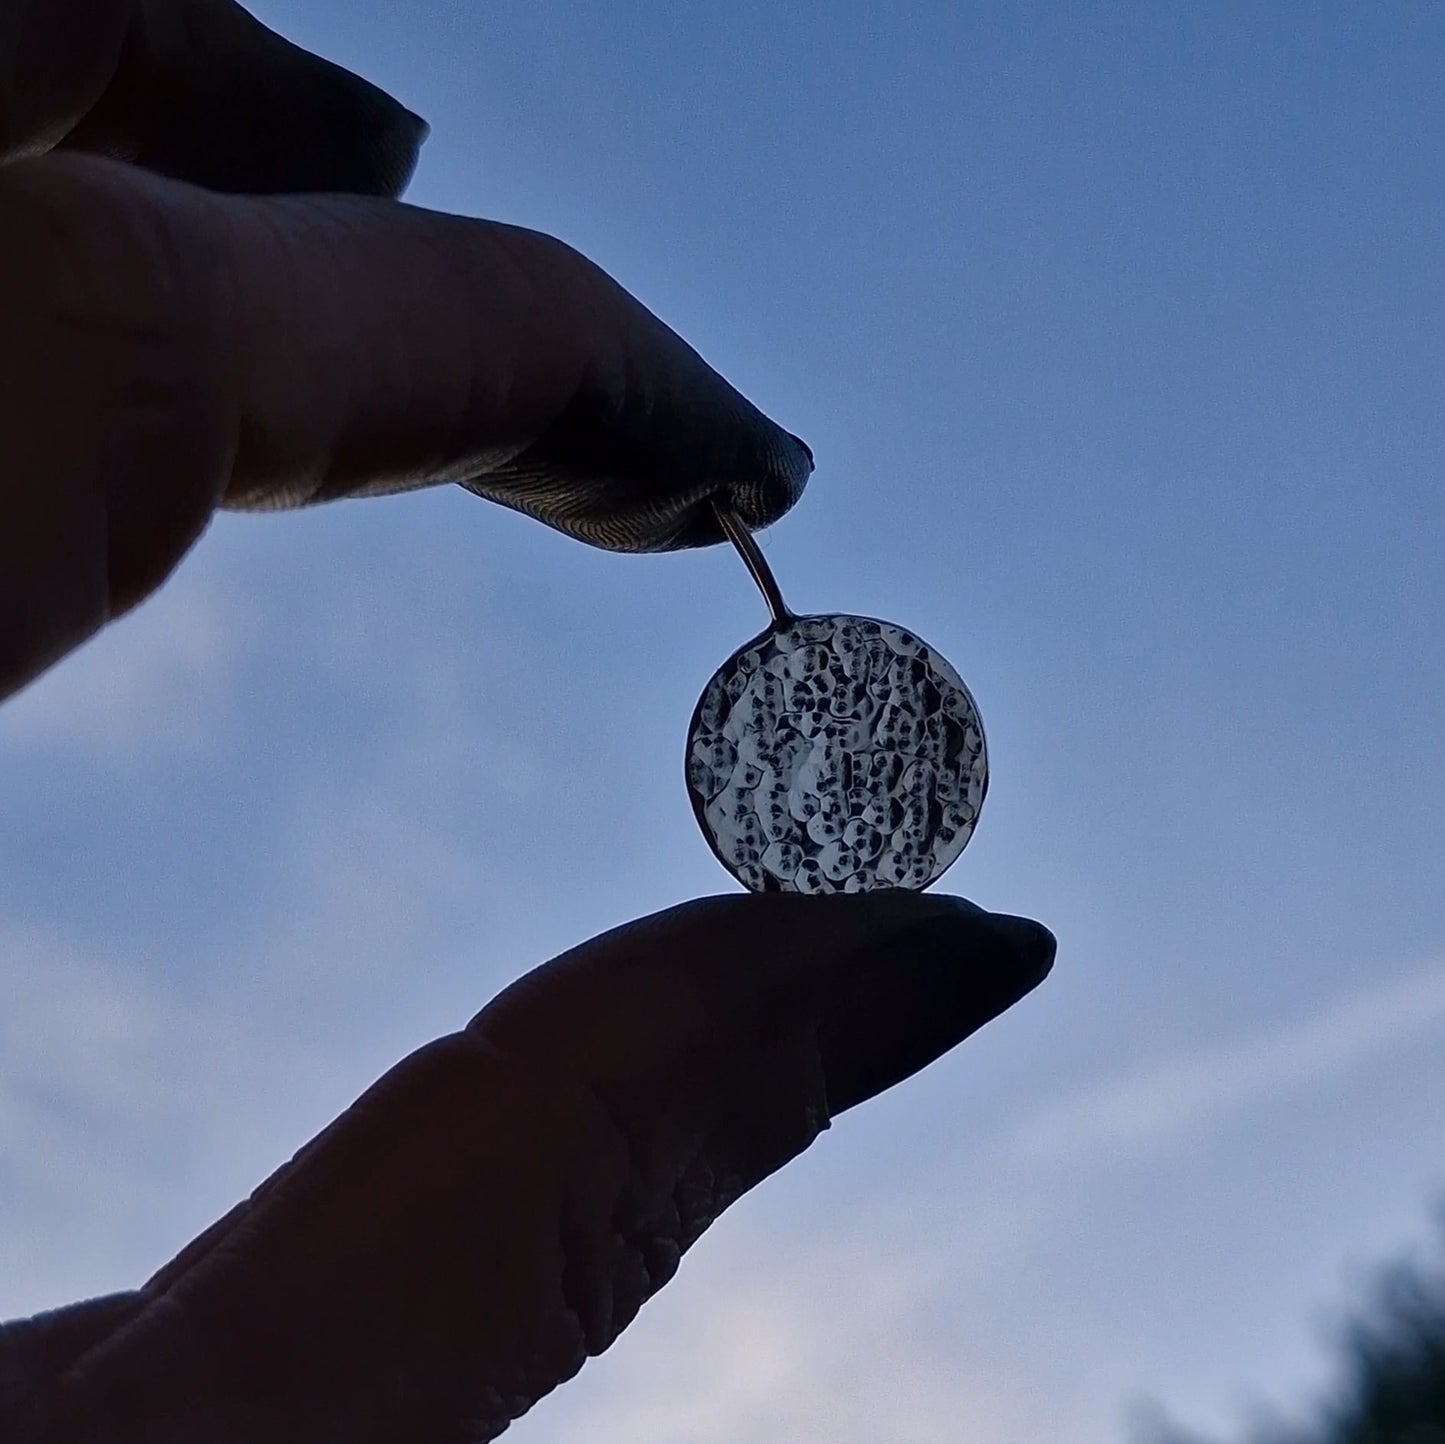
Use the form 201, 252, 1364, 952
1144, 1211, 1445, 1444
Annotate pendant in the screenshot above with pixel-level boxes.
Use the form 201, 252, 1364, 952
686, 507, 988, 894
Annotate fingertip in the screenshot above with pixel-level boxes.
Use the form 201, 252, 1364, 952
987, 912, 1058, 992
60, 1, 430, 199
815, 897, 1056, 1118
683, 425, 814, 549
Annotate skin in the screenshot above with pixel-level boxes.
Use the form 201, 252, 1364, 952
0, 4, 1057, 1440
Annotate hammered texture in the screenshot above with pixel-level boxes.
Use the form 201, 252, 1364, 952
687, 615, 987, 894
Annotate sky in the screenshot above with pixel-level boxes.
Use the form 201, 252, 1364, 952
2, 2, 1444, 1441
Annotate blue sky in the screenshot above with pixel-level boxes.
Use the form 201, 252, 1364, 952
3, 3, 1444, 1441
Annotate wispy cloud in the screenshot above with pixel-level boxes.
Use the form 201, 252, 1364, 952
0, 540, 550, 1314
522, 1232, 1027, 1444
1006, 958, 1445, 1167
0, 568, 241, 759
0, 924, 336, 1314
513, 956, 1445, 1444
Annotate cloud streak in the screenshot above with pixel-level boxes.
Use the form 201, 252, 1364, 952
513, 954, 1445, 1444
0, 569, 241, 760
1006, 958, 1445, 1167
521, 1232, 1027, 1444
0, 925, 323, 1314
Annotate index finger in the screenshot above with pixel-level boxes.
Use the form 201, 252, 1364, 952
0, 153, 812, 703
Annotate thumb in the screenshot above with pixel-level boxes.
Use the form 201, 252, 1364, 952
26, 893, 1052, 1444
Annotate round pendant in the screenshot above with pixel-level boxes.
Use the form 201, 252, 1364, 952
686, 509, 988, 895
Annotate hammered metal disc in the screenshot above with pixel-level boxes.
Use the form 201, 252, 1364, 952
686, 613, 988, 894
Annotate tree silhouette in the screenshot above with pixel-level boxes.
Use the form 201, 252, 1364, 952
1143, 1210, 1445, 1444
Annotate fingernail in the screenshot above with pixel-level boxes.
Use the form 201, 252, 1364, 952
986, 913, 1057, 988
818, 906, 1055, 1117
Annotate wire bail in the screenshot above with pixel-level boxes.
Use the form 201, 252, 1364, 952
713, 501, 793, 627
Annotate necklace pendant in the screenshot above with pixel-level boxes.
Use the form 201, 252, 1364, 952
686, 508, 988, 895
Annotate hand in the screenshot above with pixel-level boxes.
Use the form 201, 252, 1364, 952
1, 5, 1056, 1441
6, 895, 1053, 1444
0, 0, 814, 704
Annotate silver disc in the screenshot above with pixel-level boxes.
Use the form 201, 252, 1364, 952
686, 613, 988, 894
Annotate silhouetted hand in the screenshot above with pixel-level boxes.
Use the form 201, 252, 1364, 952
0, 0, 814, 703
7, 896, 1052, 1443
0, 6, 1055, 1441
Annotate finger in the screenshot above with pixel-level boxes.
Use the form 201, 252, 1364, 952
0, 1293, 143, 1438
58, 0, 429, 197
0, 156, 234, 699
0, 0, 134, 162
27, 893, 1052, 1443
0, 155, 812, 701
201, 179, 815, 549
1, 0, 426, 195
0, 156, 235, 701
